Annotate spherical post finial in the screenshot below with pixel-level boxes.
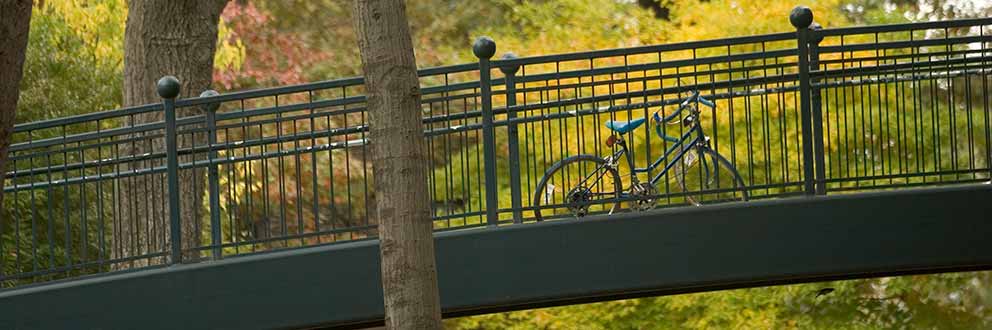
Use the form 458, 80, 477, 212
157, 76, 181, 99
473, 36, 496, 59
789, 6, 814, 29
199, 90, 221, 112
809, 21, 824, 43
498, 52, 520, 76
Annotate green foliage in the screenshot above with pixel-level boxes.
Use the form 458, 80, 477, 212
3, 2, 285, 283
2, 3, 126, 285
16, 3, 123, 126
448, 273, 992, 329
476, 0, 666, 58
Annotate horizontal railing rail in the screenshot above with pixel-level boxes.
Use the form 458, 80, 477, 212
2, 8, 989, 288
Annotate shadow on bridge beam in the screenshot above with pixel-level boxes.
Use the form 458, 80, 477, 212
2, 184, 990, 329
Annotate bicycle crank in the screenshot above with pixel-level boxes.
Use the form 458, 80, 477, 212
631, 182, 657, 211
566, 186, 593, 217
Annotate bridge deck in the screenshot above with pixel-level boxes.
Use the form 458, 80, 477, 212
1, 184, 989, 329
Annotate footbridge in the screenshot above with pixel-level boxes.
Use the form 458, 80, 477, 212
2, 11, 991, 329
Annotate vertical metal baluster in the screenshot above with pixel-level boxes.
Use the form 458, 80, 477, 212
61, 125, 71, 270
276, 95, 287, 244
148, 126, 157, 263
441, 75, 454, 225
911, 30, 923, 179
112, 131, 123, 268
776, 54, 790, 189
863, 36, 876, 187
880, 40, 892, 186
426, 102, 437, 222
848, 37, 860, 183
309, 91, 321, 243
342, 87, 354, 240
326, 97, 337, 242
522, 65, 536, 217
743, 60, 755, 192
241, 99, 250, 253
29, 131, 38, 272
559, 61, 569, 205
225, 126, 237, 250
945, 27, 956, 181
809, 22, 827, 195
293, 102, 304, 245
79, 141, 87, 268
473, 87, 483, 224
46, 150, 55, 270
0, 163, 6, 278
760, 43, 772, 195
982, 26, 991, 181
726, 45, 739, 189
899, 41, 910, 178
3, 153, 12, 278
190, 114, 201, 260
963, 42, 975, 179
358, 90, 371, 234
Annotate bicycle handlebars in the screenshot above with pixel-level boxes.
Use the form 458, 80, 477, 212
697, 94, 715, 108
679, 91, 715, 109
654, 91, 716, 124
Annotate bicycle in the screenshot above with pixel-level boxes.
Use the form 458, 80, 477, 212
531, 91, 749, 220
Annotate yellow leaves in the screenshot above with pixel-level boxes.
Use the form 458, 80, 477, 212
476, 0, 667, 61
40, 0, 246, 77
665, 0, 849, 42
215, 15, 246, 73
41, 0, 125, 69
476, 0, 855, 60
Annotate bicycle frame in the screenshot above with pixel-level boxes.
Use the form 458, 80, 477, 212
608, 118, 708, 188
534, 91, 743, 218
562, 92, 717, 199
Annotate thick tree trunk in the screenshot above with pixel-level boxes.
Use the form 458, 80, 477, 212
351, 0, 442, 328
0, 0, 33, 212
114, 0, 228, 267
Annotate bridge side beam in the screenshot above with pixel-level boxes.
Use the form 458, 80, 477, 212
1, 184, 990, 329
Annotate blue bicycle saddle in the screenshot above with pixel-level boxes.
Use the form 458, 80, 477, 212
604, 118, 647, 134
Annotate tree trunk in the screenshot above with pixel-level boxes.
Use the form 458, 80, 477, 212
351, 0, 442, 328
114, 0, 228, 267
0, 0, 33, 211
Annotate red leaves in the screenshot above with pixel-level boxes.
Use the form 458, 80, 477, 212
213, 2, 330, 90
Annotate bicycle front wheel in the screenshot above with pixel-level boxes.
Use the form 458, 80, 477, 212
675, 148, 749, 205
532, 155, 622, 221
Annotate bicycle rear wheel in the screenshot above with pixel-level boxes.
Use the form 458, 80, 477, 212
674, 147, 749, 205
532, 155, 622, 221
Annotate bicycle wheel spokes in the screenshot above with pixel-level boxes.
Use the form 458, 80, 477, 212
675, 148, 749, 205
533, 155, 621, 220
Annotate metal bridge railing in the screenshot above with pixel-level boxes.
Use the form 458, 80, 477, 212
2, 7, 990, 287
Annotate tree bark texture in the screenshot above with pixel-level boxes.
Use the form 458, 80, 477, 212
351, 0, 442, 328
0, 0, 32, 215
114, 0, 228, 267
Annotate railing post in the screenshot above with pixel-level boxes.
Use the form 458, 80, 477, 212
809, 22, 827, 195
474, 37, 499, 227
158, 76, 183, 264
499, 52, 523, 224
201, 89, 223, 260
791, 6, 816, 196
